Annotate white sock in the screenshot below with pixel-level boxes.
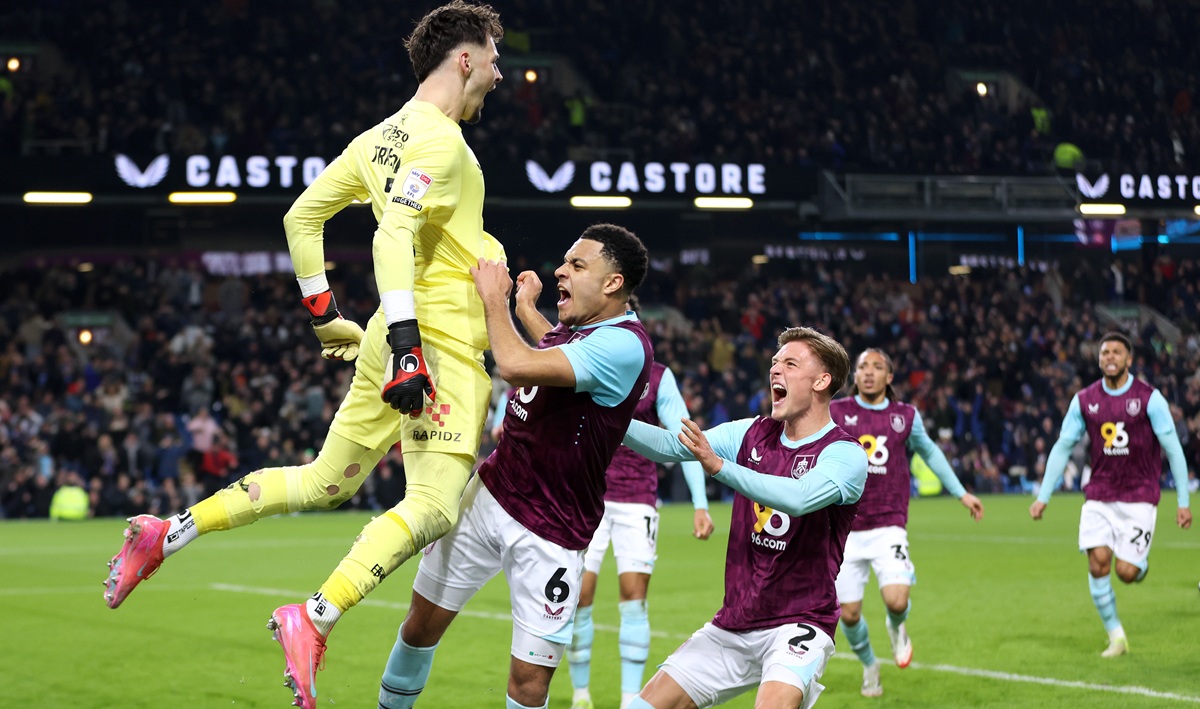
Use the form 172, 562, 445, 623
621, 692, 637, 709
306, 592, 342, 638
161, 511, 199, 558
573, 688, 591, 703
1108, 626, 1126, 642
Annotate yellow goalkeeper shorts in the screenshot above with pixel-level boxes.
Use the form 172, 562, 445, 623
328, 310, 488, 458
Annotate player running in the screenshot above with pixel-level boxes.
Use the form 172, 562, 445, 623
1030, 332, 1191, 657
830, 348, 984, 696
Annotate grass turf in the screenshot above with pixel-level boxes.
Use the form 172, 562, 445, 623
3, 493, 1197, 708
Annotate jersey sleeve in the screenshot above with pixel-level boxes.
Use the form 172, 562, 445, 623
712, 440, 868, 516
491, 390, 510, 430
1038, 394, 1084, 504
283, 151, 368, 279
654, 368, 708, 509
1148, 390, 1190, 508
907, 410, 967, 498
559, 326, 646, 407
373, 130, 463, 296
622, 417, 757, 465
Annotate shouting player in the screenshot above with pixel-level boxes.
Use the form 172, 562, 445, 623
622, 327, 868, 709
378, 224, 653, 709
504, 291, 715, 709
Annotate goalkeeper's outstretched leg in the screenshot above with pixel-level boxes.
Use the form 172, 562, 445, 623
103, 431, 385, 609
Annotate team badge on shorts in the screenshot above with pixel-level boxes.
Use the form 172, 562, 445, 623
1126, 399, 1141, 416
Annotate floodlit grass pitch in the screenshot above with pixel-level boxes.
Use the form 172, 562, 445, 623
4, 493, 1198, 708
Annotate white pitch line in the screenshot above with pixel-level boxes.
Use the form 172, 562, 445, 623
211, 583, 1200, 704
911, 533, 1200, 550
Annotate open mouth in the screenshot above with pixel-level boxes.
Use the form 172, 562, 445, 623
557, 286, 571, 307
771, 382, 787, 405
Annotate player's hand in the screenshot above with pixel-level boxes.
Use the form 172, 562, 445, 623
514, 270, 543, 310
381, 320, 436, 415
1178, 507, 1192, 529
961, 493, 985, 522
301, 291, 364, 361
1029, 501, 1046, 520
470, 258, 512, 306
693, 509, 715, 540
678, 418, 722, 476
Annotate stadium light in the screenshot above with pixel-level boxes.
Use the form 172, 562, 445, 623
751, 254, 769, 265
24, 191, 93, 204
168, 192, 238, 204
1194, 205, 1200, 216
1078, 203, 1126, 216
570, 196, 632, 209
524, 69, 538, 83
7, 57, 18, 72
976, 82, 988, 96
694, 197, 754, 210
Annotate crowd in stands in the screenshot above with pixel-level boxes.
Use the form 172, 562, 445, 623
2, 0, 1198, 175
2, 251, 1198, 520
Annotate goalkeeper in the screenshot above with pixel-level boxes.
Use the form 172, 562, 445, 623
103, 2, 505, 706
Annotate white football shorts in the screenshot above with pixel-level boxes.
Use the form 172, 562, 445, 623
414, 475, 585, 667
660, 621, 834, 709
1078, 500, 1157, 570
834, 525, 915, 604
583, 500, 658, 576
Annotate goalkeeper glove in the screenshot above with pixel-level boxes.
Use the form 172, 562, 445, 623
381, 319, 436, 414
301, 291, 365, 361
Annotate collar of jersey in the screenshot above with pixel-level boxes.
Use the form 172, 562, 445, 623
1101, 375, 1135, 396
570, 311, 638, 332
853, 395, 890, 410
779, 419, 837, 449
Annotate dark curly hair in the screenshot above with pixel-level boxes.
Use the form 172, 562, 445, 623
1099, 331, 1133, 354
579, 223, 648, 298
405, 1, 504, 83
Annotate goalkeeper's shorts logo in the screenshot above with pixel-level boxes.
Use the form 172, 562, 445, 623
411, 430, 462, 442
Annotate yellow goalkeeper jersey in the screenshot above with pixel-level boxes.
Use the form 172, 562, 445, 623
285, 100, 500, 350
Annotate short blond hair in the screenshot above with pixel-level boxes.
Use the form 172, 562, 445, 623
778, 327, 850, 399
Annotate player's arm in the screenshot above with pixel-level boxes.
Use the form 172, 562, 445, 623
678, 421, 867, 516
472, 259, 646, 393
1031, 394, 1085, 517
1147, 391, 1192, 527
623, 418, 756, 464
283, 151, 368, 361
513, 270, 553, 342
377, 137, 462, 414
655, 367, 713, 538
908, 411, 983, 521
